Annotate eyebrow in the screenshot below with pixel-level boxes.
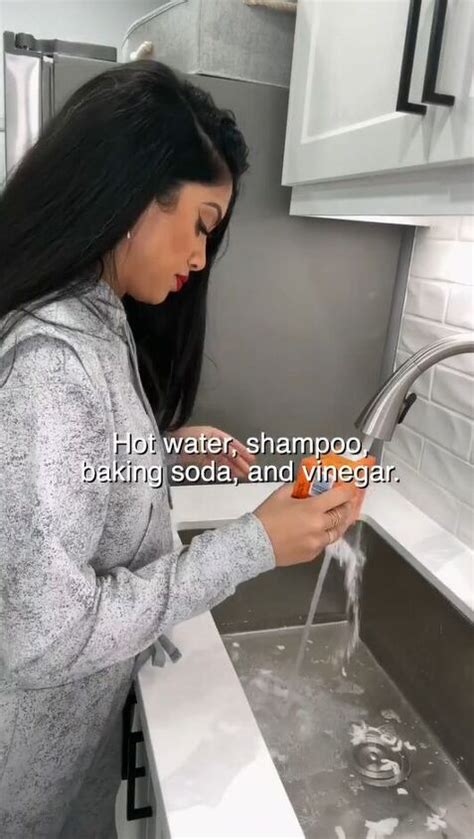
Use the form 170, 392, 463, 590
203, 202, 223, 225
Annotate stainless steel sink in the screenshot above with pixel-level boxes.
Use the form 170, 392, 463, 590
177, 522, 474, 838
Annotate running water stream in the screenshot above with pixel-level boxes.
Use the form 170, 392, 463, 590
286, 436, 373, 707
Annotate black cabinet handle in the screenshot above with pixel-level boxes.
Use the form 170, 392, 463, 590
422, 0, 456, 106
396, 0, 427, 115
121, 685, 136, 781
121, 684, 153, 821
127, 731, 153, 821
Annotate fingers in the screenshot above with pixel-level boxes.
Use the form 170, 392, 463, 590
322, 499, 353, 540
325, 527, 339, 546
210, 430, 256, 479
313, 483, 356, 511
208, 429, 256, 466
228, 437, 256, 465
323, 501, 351, 532
219, 450, 251, 479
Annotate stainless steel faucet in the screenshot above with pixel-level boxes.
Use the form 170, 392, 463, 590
355, 334, 474, 443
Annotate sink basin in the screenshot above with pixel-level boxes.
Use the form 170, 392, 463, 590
177, 523, 474, 838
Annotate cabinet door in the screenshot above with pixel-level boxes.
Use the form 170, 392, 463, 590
282, 0, 470, 185
421, 0, 474, 165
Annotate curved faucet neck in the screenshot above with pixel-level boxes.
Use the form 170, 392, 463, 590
355, 333, 474, 443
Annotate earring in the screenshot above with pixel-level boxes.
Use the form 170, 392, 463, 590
127, 231, 132, 240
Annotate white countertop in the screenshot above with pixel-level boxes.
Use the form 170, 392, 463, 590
136, 481, 473, 838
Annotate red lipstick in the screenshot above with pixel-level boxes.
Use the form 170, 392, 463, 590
175, 274, 188, 290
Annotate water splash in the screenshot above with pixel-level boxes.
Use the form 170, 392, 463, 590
286, 520, 367, 707
328, 520, 367, 667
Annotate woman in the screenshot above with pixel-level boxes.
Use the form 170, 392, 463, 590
0, 60, 359, 838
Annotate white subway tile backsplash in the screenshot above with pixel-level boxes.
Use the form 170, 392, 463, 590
381, 451, 460, 536
440, 353, 474, 378
431, 367, 474, 419
459, 216, 474, 242
398, 316, 452, 353
411, 240, 473, 285
423, 217, 461, 241
402, 396, 472, 459
446, 285, 474, 329
392, 219, 473, 546
421, 442, 474, 506
456, 503, 474, 548
398, 317, 474, 376
384, 426, 423, 468
405, 279, 448, 321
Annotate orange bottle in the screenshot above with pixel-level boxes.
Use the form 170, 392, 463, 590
292, 450, 376, 499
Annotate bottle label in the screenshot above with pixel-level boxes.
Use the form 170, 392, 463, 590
309, 476, 336, 495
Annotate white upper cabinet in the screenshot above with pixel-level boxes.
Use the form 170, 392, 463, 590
282, 0, 474, 215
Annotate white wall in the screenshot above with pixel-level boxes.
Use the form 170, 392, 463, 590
383, 217, 474, 548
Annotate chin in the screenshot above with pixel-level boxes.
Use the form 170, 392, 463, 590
132, 285, 168, 305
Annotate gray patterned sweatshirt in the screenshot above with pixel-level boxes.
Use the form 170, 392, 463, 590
0, 278, 276, 692
0, 278, 276, 836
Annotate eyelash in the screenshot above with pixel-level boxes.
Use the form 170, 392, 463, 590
197, 219, 210, 237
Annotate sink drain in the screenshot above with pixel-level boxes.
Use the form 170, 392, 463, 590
352, 731, 411, 788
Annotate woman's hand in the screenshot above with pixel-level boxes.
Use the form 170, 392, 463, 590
253, 482, 358, 567
167, 425, 256, 479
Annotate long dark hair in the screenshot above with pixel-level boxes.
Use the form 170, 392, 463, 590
0, 60, 249, 431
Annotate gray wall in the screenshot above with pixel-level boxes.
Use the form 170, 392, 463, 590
188, 75, 406, 468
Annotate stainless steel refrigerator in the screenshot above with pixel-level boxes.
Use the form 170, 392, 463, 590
3, 31, 116, 179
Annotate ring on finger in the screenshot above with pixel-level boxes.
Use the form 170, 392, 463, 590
325, 527, 338, 545
325, 507, 344, 531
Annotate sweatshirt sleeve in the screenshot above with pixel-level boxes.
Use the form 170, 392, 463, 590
0, 336, 276, 689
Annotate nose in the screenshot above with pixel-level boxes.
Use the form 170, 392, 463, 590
188, 239, 207, 273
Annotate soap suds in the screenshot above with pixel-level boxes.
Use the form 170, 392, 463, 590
348, 775, 365, 795
350, 721, 369, 745
349, 721, 412, 757
365, 818, 399, 838
350, 721, 388, 745
425, 809, 447, 832
397, 788, 408, 795
381, 709, 402, 723
380, 732, 398, 747
380, 758, 401, 774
